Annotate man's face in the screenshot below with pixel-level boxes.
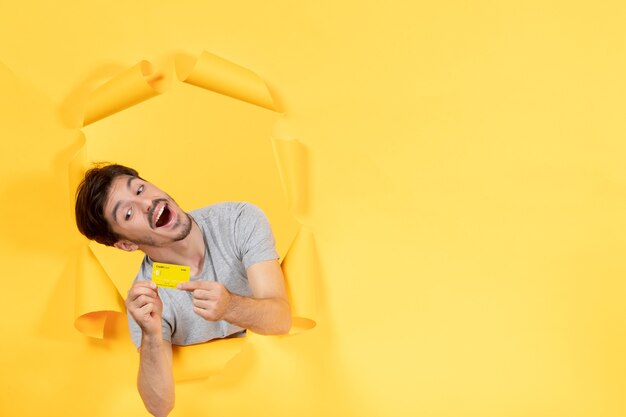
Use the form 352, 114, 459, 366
103, 175, 192, 249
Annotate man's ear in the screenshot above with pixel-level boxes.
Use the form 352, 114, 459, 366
113, 240, 139, 252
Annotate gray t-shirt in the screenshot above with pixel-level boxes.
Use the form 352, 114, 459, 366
127, 202, 279, 348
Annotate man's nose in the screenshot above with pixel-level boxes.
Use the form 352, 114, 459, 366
136, 197, 153, 213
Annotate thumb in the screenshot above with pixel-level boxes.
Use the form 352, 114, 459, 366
177, 280, 219, 291
177, 280, 204, 291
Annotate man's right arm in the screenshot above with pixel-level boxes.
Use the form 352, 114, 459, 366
127, 281, 174, 417
138, 336, 174, 417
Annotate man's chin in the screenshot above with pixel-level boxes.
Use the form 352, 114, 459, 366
173, 213, 193, 242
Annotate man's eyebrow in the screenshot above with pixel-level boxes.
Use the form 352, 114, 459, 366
112, 177, 137, 223
112, 201, 121, 224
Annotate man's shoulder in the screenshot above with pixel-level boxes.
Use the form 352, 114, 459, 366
189, 202, 262, 225
189, 201, 244, 216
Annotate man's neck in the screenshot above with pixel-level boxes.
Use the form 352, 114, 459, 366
140, 220, 206, 276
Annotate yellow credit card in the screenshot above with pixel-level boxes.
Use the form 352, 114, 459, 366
151, 262, 190, 289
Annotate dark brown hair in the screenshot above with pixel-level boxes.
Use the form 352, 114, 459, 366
75, 163, 141, 246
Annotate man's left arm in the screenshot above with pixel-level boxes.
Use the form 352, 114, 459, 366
177, 259, 291, 334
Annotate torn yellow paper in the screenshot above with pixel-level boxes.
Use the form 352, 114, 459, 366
57, 63, 128, 129
70, 51, 306, 343
281, 227, 321, 327
271, 137, 308, 223
172, 337, 247, 382
67, 132, 87, 217
83, 61, 166, 126
74, 244, 125, 339
175, 51, 276, 111
3, 4, 626, 417
89, 241, 145, 298
63, 50, 315, 385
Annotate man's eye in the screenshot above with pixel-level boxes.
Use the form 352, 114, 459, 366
137, 185, 144, 195
125, 208, 132, 220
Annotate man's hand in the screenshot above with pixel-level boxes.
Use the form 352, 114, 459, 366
176, 261, 290, 334
126, 281, 163, 336
177, 281, 232, 321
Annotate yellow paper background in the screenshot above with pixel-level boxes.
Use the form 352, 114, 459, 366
2, 1, 626, 416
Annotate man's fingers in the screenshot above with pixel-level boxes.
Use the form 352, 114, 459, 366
129, 287, 157, 297
191, 289, 215, 300
177, 280, 219, 291
137, 303, 154, 320
127, 286, 158, 303
127, 298, 156, 324
127, 281, 157, 299
133, 294, 155, 308
176, 281, 198, 291
192, 298, 212, 309
192, 306, 216, 321
133, 281, 157, 290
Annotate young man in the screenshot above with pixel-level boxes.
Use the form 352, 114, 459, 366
74, 164, 291, 417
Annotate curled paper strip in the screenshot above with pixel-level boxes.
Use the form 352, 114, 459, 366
175, 51, 276, 111
67, 132, 87, 216
271, 137, 308, 223
281, 227, 320, 332
74, 245, 125, 339
83, 61, 166, 126
75, 51, 277, 128
172, 337, 247, 382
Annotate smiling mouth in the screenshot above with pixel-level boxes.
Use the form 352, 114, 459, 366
154, 204, 172, 228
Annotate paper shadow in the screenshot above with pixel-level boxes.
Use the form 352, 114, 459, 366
57, 63, 128, 129
0, 132, 84, 253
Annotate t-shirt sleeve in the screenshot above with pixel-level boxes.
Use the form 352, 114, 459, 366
234, 203, 280, 269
